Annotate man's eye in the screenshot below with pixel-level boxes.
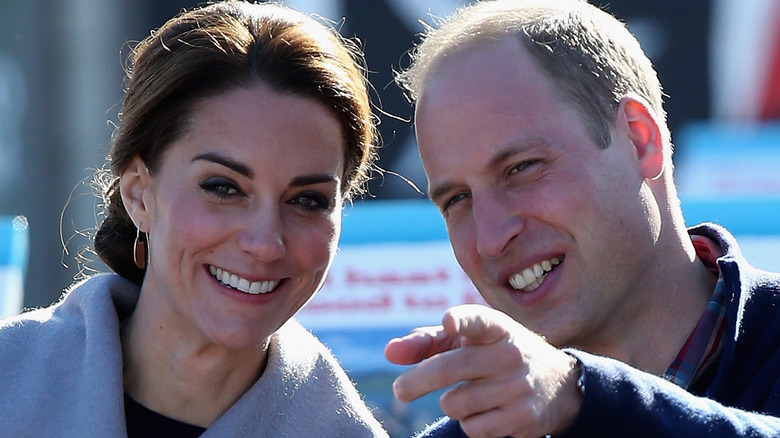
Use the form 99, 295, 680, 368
444, 191, 470, 211
510, 159, 540, 174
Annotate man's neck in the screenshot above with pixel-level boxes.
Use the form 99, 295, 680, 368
598, 228, 718, 375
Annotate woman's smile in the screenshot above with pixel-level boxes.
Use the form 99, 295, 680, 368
208, 264, 280, 294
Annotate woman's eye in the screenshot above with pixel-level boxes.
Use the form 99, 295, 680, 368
200, 178, 242, 199
290, 191, 331, 212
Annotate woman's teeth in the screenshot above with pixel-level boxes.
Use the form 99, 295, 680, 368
508, 256, 562, 292
209, 265, 279, 294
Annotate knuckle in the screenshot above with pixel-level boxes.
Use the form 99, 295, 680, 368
439, 384, 468, 419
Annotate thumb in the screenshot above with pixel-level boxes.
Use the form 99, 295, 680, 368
442, 304, 514, 346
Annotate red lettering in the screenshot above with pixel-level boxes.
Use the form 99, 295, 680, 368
302, 293, 392, 313
404, 294, 450, 309
345, 267, 453, 286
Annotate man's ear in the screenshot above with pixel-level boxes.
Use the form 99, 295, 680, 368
618, 96, 665, 180
119, 156, 152, 232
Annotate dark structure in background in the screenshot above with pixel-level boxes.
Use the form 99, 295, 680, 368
595, 0, 712, 163
1, 0, 710, 310
0, 1, 139, 309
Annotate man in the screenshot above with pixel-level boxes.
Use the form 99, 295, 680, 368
383, 1, 780, 437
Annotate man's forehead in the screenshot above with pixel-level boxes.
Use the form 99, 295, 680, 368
416, 36, 525, 98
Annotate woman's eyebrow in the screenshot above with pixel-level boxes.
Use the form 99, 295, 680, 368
291, 174, 340, 187
192, 152, 254, 178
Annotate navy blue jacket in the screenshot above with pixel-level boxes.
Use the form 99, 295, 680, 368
416, 223, 780, 437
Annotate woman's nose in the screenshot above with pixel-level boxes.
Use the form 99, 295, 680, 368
238, 205, 286, 261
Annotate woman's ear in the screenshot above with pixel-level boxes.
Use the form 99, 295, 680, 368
119, 156, 152, 232
618, 96, 665, 180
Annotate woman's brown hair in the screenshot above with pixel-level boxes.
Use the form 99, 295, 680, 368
94, 1, 377, 285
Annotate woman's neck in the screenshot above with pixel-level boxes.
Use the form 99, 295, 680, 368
120, 291, 269, 427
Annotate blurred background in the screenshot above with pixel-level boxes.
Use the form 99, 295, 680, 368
1, 0, 780, 435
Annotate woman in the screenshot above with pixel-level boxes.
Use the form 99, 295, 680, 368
0, 1, 387, 436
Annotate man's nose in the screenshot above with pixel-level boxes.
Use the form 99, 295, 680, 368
472, 190, 525, 259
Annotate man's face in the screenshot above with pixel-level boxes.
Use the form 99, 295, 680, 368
415, 38, 662, 348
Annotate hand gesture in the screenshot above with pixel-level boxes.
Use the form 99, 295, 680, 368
385, 304, 583, 438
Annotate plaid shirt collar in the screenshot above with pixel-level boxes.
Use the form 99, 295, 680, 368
663, 234, 728, 389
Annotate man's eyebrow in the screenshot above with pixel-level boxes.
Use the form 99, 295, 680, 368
488, 145, 527, 168
428, 182, 454, 207
192, 152, 254, 178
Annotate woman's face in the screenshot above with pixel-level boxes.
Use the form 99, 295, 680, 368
127, 83, 345, 350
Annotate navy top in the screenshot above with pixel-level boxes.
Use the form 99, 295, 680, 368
125, 393, 206, 438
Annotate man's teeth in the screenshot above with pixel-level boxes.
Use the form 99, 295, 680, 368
208, 265, 279, 294
508, 256, 562, 292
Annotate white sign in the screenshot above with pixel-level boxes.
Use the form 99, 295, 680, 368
297, 241, 484, 329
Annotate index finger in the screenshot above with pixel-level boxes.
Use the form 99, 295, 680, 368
385, 325, 457, 365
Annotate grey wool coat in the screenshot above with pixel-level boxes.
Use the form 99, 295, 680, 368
0, 274, 388, 437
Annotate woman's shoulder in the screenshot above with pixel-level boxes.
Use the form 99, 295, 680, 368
0, 273, 138, 340
271, 320, 389, 435
271, 319, 333, 366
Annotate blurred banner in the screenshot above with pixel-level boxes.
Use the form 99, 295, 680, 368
0, 216, 29, 318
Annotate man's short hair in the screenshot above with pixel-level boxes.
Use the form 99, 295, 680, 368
397, 0, 671, 151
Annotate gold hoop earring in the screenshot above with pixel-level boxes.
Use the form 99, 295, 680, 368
651, 163, 665, 181
134, 227, 147, 270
